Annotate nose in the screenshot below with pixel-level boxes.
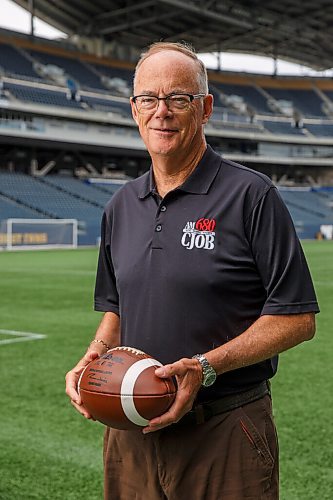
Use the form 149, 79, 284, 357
154, 98, 172, 118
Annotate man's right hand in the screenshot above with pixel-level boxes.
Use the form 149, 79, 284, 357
66, 312, 120, 419
65, 349, 102, 419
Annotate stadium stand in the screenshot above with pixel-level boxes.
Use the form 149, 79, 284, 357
39, 175, 112, 207
85, 180, 126, 196
3, 81, 84, 110
0, 42, 40, 80
261, 120, 305, 135
92, 63, 133, 84
28, 49, 107, 91
262, 88, 326, 118
213, 82, 273, 115
0, 194, 46, 220
0, 172, 111, 244
303, 123, 333, 137
323, 90, 333, 105
279, 188, 333, 220
278, 187, 333, 237
1, 31, 333, 243
81, 95, 131, 116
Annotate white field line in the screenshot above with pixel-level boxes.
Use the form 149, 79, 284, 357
0, 329, 46, 345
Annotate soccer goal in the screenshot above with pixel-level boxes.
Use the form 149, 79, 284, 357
0, 219, 78, 250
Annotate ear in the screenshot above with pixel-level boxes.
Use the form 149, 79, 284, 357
130, 97, 139, 125
202, 94, 214, 125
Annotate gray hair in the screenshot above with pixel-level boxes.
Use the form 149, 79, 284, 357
133, 41, 209, 94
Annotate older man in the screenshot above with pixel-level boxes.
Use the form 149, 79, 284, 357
66, 42, 319, 500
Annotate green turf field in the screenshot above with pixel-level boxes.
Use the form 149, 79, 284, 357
0, 242, 332, 500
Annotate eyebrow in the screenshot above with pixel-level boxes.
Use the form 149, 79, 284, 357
136, 89, 192, 96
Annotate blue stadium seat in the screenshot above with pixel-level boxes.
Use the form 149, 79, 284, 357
262, 121, 305, 135
29, 50, 107, 91
0, 42, 41, 80
93, 64, 133, 87
212, 82, 272, 115
40, 176, 113, 207
84, 180, 125, 196
82, 95, 131, 117
4, 82, 84, 110
263, 88, 325, 118
279, 188, 333, 223
0, 195, 46, 220
0, 173, 125, 244
303, 123, 333, 137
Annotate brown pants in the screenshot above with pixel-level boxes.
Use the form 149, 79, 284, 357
103, 395, 279, 500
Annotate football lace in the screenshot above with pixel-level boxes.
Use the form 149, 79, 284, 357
110, 346, 146, 356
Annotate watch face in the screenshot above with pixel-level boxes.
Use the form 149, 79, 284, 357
192, 354, 217, 387
203, 371, 217, 387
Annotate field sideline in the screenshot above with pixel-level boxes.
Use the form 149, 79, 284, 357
0, 242, 332, 499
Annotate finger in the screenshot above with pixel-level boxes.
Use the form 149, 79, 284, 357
65, 350, 100, 402
155, 358, 197, 378
66, 374, 82, 404
70, 399, 95, 420
143, 390, 194, 433
84, 349, 100, 363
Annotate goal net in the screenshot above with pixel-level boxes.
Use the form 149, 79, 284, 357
0, 219, 78, 250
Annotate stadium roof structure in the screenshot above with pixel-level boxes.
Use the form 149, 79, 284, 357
12, 0, 333, 71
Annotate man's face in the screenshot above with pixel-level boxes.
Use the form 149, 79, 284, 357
131, 51, 213, 159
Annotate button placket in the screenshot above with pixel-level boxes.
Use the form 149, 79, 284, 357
152, 202, 167, 248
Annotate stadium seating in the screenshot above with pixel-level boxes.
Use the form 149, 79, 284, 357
39, 175, 112, 207
262, 120, 305, 135
4, 82, 84, 110
93, 63, 133, 93
0, 42, 41, 80
0, 195, 46, 220
82, 95, 131, 116
0, 173, 109, 244
303, 123, 333, 137
2, 37, 333, 141
323, 90, 333, 104
213, 82, 273, 115
210, 120, 265, 134
1, 35, 333, 242
28, 49, 107, 91
262, 88, 326, 118
279, 188, 333, 222
277, 187, 333, 238
2, 170, 332, 244
85, 180, 126, 196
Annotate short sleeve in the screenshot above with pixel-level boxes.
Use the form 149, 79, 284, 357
94, 210, 119, 314
245, 187, 319, 315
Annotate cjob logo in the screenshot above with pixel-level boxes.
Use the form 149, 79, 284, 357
181, 218, 216, 251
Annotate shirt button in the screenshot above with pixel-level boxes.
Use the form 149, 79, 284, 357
155, 224, 162, 232
160, 205, 167, 212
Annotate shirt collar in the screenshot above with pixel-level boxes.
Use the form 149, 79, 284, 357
138, 145, 222, 199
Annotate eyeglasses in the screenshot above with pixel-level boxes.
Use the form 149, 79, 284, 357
132, 93, 206, 114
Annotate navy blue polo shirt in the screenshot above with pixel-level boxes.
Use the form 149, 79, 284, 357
95, 145, 319, 401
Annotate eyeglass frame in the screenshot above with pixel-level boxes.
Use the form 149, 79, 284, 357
131, 93, 206, 113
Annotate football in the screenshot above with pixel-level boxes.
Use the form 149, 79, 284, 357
78, 346, 177, 430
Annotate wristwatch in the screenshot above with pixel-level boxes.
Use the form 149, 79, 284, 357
192, 354, 217, 387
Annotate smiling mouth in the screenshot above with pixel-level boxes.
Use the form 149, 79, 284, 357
153, 128, 178, 133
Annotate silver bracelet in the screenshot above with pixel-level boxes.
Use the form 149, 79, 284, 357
90, 339, 111, 351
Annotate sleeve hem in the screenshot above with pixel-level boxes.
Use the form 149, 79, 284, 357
261, 302, 320, 315
94, 302, 119, 315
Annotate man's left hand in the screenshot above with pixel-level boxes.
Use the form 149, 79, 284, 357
142, 357, 203, 433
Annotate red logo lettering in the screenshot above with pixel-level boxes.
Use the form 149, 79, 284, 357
195, 218, 216, 232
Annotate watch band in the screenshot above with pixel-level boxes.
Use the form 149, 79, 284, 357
192, 354, 217, 387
